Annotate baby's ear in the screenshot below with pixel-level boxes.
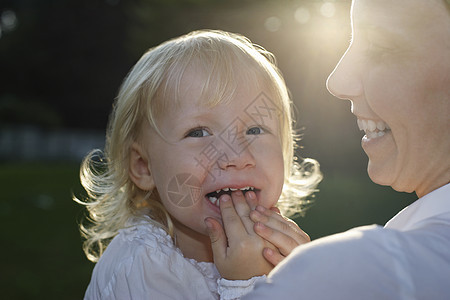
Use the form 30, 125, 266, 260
129, 143, 154, 191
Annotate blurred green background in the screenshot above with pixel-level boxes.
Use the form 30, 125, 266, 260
0, 0, 417, 299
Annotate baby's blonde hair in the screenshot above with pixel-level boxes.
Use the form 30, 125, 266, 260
75, 30, 322, 262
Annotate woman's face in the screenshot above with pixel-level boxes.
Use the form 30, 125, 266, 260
327, 0, 450, 197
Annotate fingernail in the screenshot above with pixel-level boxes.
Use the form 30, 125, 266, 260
204, 218, 213, 229
232, 190, 243, 196
247, 191, 256, 200
251, 210, 262, 220
220, 194, 230, 203
255, 222, 265, 229
265, 248, 273, 256
256, 205, 265, 213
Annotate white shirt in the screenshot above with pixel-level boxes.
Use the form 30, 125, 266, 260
244, 183, 450, 300
84, 216, 262, 300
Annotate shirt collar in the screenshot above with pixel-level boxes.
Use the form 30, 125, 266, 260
384, 183, 450, 231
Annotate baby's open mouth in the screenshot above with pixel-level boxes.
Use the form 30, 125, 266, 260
205, 187, 256, 206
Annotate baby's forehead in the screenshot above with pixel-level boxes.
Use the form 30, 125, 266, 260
163, 61, 275, 107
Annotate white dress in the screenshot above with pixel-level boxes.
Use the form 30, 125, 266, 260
84, 216, 263, 300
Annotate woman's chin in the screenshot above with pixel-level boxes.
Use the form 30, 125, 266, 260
367, 162, 395, 188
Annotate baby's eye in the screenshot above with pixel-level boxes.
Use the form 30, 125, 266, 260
246, 127, 265, 135
186, 128, 211, 138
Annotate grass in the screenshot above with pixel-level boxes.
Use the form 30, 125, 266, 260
0, 162, 417, 299
0, 162, 93, 300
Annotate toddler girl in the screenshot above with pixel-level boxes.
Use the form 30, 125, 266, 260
76, 30, 321, 299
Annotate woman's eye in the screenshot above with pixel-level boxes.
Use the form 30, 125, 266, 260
367, 44, 389, 60
186, 128, 211, 138
366, 40, 399, 62
247, 127, 265, 135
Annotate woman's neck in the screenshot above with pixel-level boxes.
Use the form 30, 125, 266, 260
173, 220, 214, 263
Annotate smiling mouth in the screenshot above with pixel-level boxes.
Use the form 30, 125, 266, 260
358, 119, 391, 139
205, 186, 256, 206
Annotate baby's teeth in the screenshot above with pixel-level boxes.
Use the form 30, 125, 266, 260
377, 131, 385, 137
209, 196, 218, 205
215, 186, 255, 193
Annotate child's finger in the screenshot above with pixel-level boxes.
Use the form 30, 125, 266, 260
229, 190, 254, 234
262, 247, 284, 266
251, 206, 310, 245
256, 205, 285, 222
245, 190, 258, 210
205, 217, 227, 259
254, 222, 296, 256
219, 194, 246, 240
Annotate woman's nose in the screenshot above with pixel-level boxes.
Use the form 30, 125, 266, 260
326, 46, 363, 101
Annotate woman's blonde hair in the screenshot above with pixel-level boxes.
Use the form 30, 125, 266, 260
75, 30, 322, 262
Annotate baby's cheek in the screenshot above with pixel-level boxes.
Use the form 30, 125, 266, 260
260, 188, 282, 209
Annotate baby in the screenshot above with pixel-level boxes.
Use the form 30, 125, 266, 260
76, 30, 321, 299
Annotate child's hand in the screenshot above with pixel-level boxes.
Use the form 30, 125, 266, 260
205, 191, 277, 280
250, 205, 310, 266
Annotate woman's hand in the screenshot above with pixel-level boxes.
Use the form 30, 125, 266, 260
250, 206, 310, 266
205, 190, 277, 280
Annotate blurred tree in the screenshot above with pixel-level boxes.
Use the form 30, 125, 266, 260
0, 0, 130, 129
0, 93, 62, 128
0, 0, 268, 130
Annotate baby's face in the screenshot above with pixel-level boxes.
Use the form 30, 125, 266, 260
140, 70, 285, 237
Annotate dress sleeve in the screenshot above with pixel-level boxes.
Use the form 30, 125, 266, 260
217, 275, 266, 300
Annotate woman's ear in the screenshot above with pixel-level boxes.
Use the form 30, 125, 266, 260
129, 142, 155, 191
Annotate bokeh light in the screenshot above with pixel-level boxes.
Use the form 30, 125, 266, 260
295, 7, 311, 24
320, 2, 336, 18
264, 16, 282, 32
1, 10, 18, 32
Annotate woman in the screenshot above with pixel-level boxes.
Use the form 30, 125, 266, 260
242, 0, 450, 299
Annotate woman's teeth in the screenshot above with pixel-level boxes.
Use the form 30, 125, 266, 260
357, 119, 390, 139
207, 186, 255, 207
